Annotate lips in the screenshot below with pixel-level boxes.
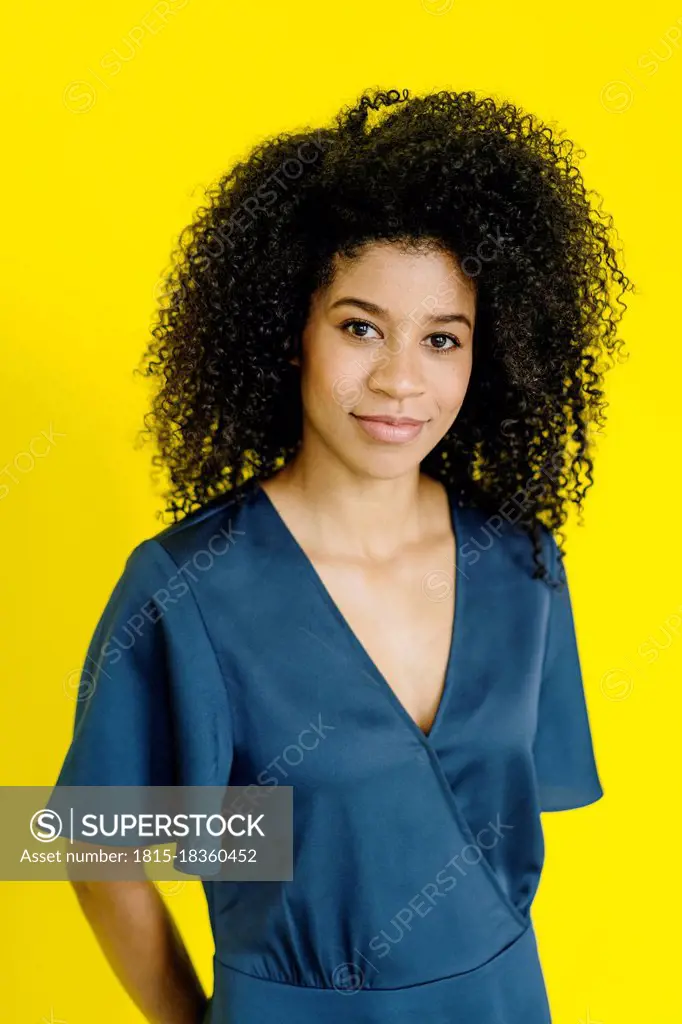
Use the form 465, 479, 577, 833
354, 415, 426, 426
351, 413, 428, 444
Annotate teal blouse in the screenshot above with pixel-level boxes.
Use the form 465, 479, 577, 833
51, 480, 603, 1023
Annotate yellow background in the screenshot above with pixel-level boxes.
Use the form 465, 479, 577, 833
2, 0, 681, 1020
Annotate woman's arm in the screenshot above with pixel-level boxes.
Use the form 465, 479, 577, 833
69, 872, 209, 1024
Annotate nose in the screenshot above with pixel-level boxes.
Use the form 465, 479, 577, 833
367, 332, 426, 400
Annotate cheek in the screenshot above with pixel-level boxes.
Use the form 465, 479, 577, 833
302, 342, 369, 415
428, 358, 472, 414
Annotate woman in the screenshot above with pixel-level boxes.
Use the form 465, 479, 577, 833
52, 87, 630, 1023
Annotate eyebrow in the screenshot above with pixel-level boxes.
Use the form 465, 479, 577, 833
328, 296, 473, 331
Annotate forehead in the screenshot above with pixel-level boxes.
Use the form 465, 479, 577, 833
322, 241, 476, 319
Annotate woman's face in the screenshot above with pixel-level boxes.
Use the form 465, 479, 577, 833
295, 241, 476, 480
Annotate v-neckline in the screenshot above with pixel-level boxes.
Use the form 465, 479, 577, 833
255, 480, 465, 745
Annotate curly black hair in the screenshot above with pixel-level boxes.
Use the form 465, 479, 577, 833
137, 86, 633, 582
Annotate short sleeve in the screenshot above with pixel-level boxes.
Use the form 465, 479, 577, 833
532, 529, 604, 812
49, 536, 233, 794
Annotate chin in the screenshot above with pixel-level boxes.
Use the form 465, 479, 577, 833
339, 446, 428, 482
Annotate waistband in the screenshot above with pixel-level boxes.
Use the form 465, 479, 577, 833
207, 924, 551, 1023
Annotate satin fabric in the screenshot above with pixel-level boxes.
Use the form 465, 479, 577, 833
51, 479, 603, 1022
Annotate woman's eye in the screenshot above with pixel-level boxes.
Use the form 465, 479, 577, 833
424, 333, 462, 353
340, 319, 381, 340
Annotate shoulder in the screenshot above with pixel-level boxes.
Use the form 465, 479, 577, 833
128, 484, 258, 570
453, 496, 555, 584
